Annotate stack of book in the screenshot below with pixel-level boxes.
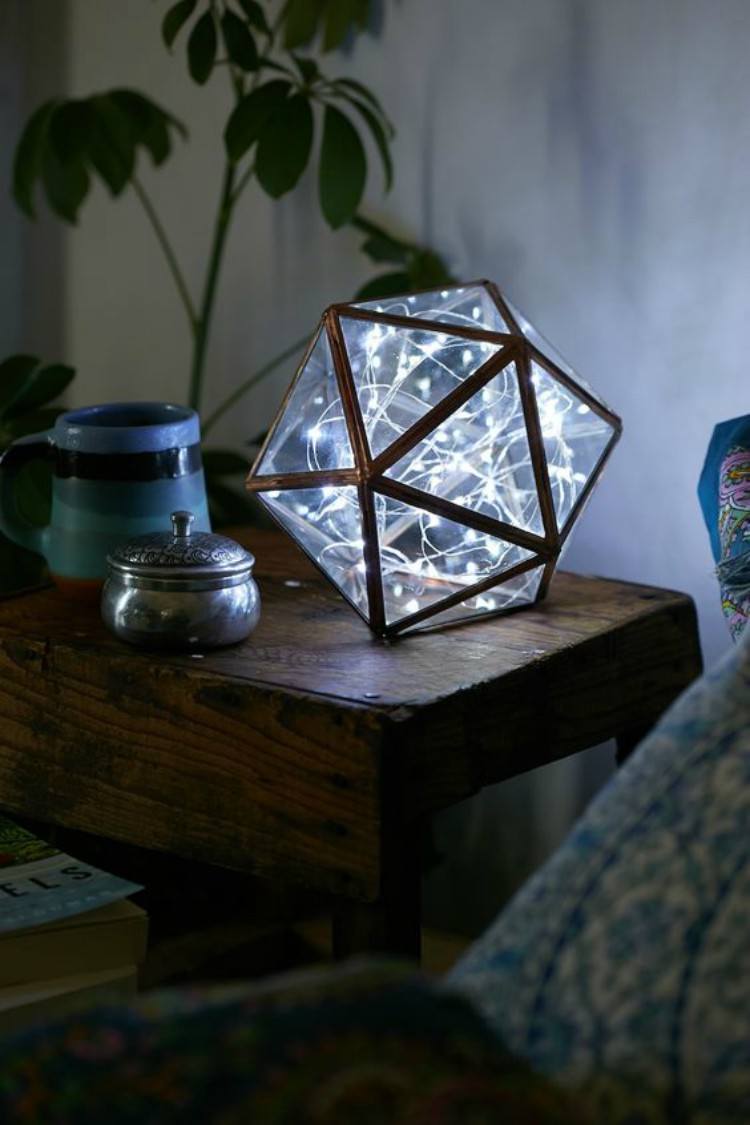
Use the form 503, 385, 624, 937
0, 816, 147, 1034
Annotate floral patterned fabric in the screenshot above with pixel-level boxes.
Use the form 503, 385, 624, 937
447, 627, 750, 1124
0, 960, 583, 1123
699, 414, 750, 640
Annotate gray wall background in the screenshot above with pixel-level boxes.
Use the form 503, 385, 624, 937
5, 0, 748, 932
1, 0, 65, 359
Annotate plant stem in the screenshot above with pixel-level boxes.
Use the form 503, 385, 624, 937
202, 331, 310, 435
188, 160, 238, 412
131, 176, 198, 332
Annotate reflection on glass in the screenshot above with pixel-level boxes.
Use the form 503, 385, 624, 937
530, 361, 615, 531
354, 284, 511, 333
263, 486, 368, 613
340, 316, 502, 458
385, 361, 543, 537
374, 492, 534, 626
258, 331, 353, 475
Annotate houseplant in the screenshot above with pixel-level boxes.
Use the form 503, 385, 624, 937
3, 0, 454, 553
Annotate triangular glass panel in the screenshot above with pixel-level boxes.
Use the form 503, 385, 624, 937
531, 361, 616, 532
261, 486, 368, 614
353, 284, 511, 334
412, 564, 545, 632
339, 316, 503, 459
504, 296, 608, 408
257, 329, 354, 476
384, 360, 544, 538
372, 490, 535, 626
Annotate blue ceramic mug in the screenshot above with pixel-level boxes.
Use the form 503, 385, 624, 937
0, 402, 210, 595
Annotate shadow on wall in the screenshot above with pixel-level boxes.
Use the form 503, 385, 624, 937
423, 739, 615, 938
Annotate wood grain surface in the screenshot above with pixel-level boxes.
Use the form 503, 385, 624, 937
0, 528, 703, 905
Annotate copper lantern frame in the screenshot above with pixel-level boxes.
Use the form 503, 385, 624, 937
246, 279, 622, 638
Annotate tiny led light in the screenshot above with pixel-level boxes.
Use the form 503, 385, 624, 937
247, 281, 621, 638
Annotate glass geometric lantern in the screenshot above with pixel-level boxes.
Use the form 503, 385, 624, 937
246, 280, 621, 637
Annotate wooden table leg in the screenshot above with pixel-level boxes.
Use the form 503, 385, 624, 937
331, 819, 422, 961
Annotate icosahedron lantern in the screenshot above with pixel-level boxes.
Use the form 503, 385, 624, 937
247, 281, 621, 637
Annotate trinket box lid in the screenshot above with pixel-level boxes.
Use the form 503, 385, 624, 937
108, 511, 254, 582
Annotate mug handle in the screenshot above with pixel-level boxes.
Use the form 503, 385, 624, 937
0, 431, 54, 558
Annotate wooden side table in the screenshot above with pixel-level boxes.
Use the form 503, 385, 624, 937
0, 529, 702, 959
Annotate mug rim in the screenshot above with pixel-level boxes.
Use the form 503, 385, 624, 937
54, 401, 201, 454
59, 401, 195, 427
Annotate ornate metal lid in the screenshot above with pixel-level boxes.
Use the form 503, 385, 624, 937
108, 511, 254, 582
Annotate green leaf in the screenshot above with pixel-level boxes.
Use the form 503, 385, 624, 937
256, 93, 314, 197
245, 428, 268, 448
360, 230, 408, 264
291, 54, 319, 85
257, 57, 294, 76
351, 213, 390, 238
339, 94, 392, 190
354, 270, 410, 300
323, 0, 369, 52
206, 478, 258, 528
41, 145, 90, 223
15, 459, 53, 526
3, 407, 63, 443
188, 10, 217, 84
319, 104, 366, 228
112, 89, 186, 162
408, 249, 454, 289
235, 0, 269, 34
110, 90, 171, 166
142, 113, 170, 165
12, 100, 58, 217
5, 364, 75, 420
283, 0, 324, 49
224, 79, 291, 162
221, 10, 259, 71
202, 448, 250, 475
88, 95, 136, 195
162, 0, 197, 49
335, 77, 388, 120
48, 100, 93, 164
0, 355, 40, 419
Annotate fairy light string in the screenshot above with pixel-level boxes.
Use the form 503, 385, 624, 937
260, 285, 614, 628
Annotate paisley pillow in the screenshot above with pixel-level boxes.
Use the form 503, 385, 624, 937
698, 414, 750, 640
0, 961, 584, 1124
447, 631, 750, 1125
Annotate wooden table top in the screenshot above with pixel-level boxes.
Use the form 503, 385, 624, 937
0, 528, 701, 713
0, 529, 703, 900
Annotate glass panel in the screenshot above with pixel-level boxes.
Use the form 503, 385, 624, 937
257, 330, 353, 476
353, 284, 510, 333
504, 296, 608, 408
415, 564, 545, 631
261, 486, 368, 614
531, 361, 615, 532
373, 490, 535, 626
340, 315, 503, 458
385, 360, 543, 537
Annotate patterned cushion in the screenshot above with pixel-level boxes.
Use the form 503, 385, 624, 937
0, 960, 584, 1123
698, 414, 750, 640
447, 630, 750, 1124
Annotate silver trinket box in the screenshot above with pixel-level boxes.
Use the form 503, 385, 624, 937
102, 511, 260, 649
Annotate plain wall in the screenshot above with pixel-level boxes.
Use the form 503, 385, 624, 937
10, 0, 749, 931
